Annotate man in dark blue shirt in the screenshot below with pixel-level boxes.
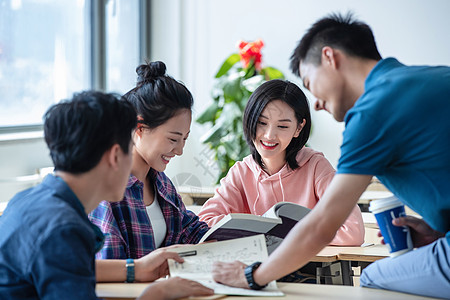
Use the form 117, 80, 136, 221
212, 13, 449, 299
0, 91, 213, 299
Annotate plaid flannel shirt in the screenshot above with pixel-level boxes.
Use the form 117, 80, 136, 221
89, 170, 209, 259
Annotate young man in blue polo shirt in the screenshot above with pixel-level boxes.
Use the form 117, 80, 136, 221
212, 13, 449, 298
0, 91, 213, 299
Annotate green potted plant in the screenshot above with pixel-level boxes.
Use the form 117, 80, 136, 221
196, 39, 285, 183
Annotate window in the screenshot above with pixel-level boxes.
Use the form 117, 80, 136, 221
0, 0, 88, 127
105, 0, 140, 93
0, 0, 148, 129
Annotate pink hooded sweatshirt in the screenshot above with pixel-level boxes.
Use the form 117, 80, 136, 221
198, 147, 364, 246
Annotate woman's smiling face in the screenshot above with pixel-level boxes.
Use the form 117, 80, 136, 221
134, 109, 191, 172
254, 100, 303, 165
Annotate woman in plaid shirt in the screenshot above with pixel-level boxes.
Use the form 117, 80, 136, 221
89, 61, 209, 260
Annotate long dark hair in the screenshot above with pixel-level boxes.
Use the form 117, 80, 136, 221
243, 79, 311, 170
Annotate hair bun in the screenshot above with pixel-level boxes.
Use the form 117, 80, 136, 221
136, 61, 166, 84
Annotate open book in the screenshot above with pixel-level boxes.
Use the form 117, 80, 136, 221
168, 235, 284, 296
199, 202, 311, 254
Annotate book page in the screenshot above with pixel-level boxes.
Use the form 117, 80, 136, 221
261, 204, 279, 219
275, 202, 310, 220
263, 202, 310, 221
168, 235, 284, 296
262, 203, 311, 254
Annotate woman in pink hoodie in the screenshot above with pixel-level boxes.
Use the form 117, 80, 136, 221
198, 79, 364, 247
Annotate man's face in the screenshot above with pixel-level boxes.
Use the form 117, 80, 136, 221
299, 59, 348, 122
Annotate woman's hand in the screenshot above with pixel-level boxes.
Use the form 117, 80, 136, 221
138, 277, 214, 300
134, 245, 185, 282
378, 215, 445, 248
211, 260, 249, 288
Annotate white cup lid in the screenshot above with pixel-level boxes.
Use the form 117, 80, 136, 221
369, 196, 403, 213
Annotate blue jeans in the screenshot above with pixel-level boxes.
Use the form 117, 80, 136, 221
360, 238, 450, 299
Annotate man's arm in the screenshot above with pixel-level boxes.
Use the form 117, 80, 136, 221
212, 174, 372, 287
137, 277, 214, 300
96, 246, 185, 282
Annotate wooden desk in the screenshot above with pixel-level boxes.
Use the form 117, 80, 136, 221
312, 244, 389, 285
317, 244, 389, 263
181, 208, 387, 286
310, 249, 345, 285
96, 281, 437, 300
177, 185, 216, 205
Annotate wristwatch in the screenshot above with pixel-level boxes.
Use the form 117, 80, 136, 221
126, 258, 135, 283
244, 262, 267, 290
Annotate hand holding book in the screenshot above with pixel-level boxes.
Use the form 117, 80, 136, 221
168, 235, 284, 296
199, 202, 311, 254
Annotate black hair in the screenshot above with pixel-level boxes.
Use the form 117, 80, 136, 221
44, 91, 137, 174
123, 61, 193, 128
243, 79, 311, 170
290, 12, 382, 76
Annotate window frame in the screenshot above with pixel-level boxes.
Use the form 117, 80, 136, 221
0, 0, 152, 137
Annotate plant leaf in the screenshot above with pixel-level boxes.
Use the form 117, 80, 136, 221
261, 66, 285, 80
215, 54, 241, 78
216, 145, 230, 176
243, 59, 257, 79
196, 101, 220, 124
223, 76, 243, 101
200, 119, 225, 145
242, 75, 265, 93
221, 101, 243, 121
200, 102, 235, 141
222, 137, 241, 161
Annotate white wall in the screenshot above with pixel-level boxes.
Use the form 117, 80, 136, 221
152, 0, 450, 188
1, 0, 450, 202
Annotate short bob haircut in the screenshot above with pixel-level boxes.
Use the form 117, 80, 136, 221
243, 79, 311, 171
44, 90, 137, 174
123, 61, 193, 129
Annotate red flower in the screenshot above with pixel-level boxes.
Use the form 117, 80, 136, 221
237, 39, 264, 71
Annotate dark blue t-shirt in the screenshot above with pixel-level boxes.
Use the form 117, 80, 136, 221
0, 174, 104, 299
337, 58, 450, 245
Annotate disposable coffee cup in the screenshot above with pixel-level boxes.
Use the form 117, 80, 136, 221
369, 196, 413, 257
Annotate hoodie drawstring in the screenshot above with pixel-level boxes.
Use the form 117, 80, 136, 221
253, 169, 263, 213
279, 172, 286, 203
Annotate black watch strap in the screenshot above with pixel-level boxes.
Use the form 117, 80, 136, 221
244, 261, 267, 290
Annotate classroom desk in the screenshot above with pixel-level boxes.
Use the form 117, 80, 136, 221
312, 244, 389, 285
177, 186, 215, 205
317, 244, 389, 263
183, 206, 387, 286
96, 281, 437, 300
